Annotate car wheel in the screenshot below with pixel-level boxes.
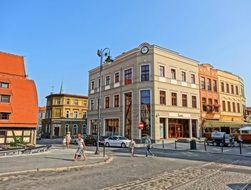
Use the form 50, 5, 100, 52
105, 142, 110, 147
121, 143, 126, 148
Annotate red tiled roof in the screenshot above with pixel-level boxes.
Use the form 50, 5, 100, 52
0, 52, 26, 77
0, 52, 38, 128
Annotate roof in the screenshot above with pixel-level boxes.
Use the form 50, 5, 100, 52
46, 93, 88, 99
0, 51, 38, 128
39, 106, 46, 111
0, 52, 26, 77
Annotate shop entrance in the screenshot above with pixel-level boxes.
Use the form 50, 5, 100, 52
168, 119, 189, 138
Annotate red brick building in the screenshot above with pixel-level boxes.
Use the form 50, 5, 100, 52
0, 52, 38, 145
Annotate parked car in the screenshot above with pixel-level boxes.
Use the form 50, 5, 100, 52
84, 135, 98, 146
207, 131, 231, 146
104, 135, 131, 148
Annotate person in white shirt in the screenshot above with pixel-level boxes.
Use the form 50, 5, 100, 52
73, 133, 87, 161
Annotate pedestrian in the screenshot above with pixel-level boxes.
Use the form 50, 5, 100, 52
65, 131, 71, 149
145, 135, 154, 157
74, 133, 87, 161
129, 139, 135, 157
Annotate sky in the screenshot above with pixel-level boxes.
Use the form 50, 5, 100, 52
0, 0, 251, 106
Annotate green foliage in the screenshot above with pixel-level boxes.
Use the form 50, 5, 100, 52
9, 136, 28, 147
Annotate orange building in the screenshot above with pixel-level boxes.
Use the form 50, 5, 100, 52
0, 52, 38, 145
199, 64, 220, 120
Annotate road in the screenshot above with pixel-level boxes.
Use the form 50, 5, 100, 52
1, 146, 251, 190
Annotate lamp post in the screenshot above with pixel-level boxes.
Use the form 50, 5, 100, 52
95, 48, 112, 154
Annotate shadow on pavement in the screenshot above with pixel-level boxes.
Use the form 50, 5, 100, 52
227, 183, 251, 190
110, 147, 251, 167
44, 156, 73, 162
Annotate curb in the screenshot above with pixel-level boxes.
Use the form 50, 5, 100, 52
0, 155, 113, 177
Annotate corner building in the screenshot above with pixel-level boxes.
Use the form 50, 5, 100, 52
42, 93, 88, 138
88, 43, 201, 142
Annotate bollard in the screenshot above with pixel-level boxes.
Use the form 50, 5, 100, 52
239, 142, 242, 155
175, 141, 177, 149
162, 139, 164, 149
103, 145, 105, 157
204, 141, 207, 151
221, 141, 224, 153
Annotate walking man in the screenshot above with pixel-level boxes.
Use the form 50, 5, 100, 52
74, 133, 87, 161
145, 135, 154, 157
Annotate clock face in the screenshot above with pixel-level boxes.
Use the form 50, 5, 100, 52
141, 46, 149, 54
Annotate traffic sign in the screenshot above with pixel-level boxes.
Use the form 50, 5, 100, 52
138, 122, 144, 130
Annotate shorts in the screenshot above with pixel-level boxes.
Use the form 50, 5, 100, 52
75, 147, 84, 155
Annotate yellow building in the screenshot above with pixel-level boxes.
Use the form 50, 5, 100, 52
42, 93, 88, 138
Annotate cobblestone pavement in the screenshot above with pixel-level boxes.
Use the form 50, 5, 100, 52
103, 162, 251, 190
1, 147, 251, 190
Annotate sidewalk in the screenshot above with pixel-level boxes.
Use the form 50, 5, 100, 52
0, 145, 111, 176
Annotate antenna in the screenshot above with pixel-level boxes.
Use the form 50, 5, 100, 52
50, 86, 54, 94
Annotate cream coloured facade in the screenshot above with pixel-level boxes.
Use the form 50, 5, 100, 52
88, 43, 201, 142
217, 70, 246, 123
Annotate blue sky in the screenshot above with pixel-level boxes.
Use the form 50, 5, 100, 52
1, 0, 251, 106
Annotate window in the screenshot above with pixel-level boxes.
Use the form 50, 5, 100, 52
236, 86, 239, 95
72, 124, 78, 135
114, 72, 120, 83
208, 98, 213, 112
90, 100, 94, 111
65, 124, 69, 134
214, 100, 219, 112
105, 97, 110, 108
83, 112, 87, 119
114, 95, 119, 107
105, 76, 110, 86
222, 101, 226, 112
202, 98, 207, 111
141, 65, 149, 81
171, 69, 176, 80
200, 77, 205, 90
73, 111, 78, 118
159, 66, 165, 77
171, 93, 177, 106
91, 81, 95, 90
56, 98, 61, 105
231, 85, 234, 94
0, 112, 9, 120
226, 84, 229, 93
192, 96, 197, 108
232, 102, 236, 112
182, 94, 187, 107
0, 95, 10, 103
181, 71, 186, 82
0, 82, 9, 88
221, 82, 225, 92
66, 99, 70, 105
124, 68, 132, 85
237, 103, 240, 113
207, 79, 212, 91
74, 99, 78, 105
160, 91, 166, 105
191, 74, 195, 84
213, 80, 217, 92
227, 101, 231, 112
66, 110, 70, 118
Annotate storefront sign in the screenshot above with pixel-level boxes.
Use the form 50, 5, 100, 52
169, 113, 191, 118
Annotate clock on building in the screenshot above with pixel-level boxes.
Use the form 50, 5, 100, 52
141, 46, 149, 54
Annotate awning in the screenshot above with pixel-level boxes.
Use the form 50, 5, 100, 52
203, 120, 248, 128
239, 126, 251, 131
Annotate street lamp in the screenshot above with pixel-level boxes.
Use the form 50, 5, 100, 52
95, 48, 112, 154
